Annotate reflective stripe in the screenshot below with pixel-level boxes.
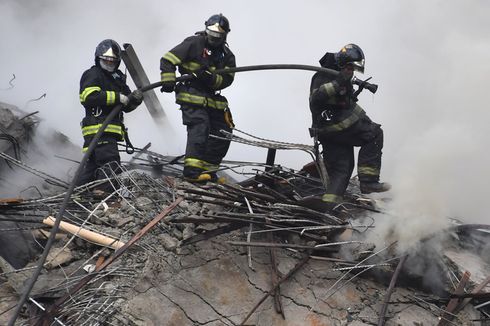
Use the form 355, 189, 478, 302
321, 105, 365, 132
80, 86, 101, 103
213, 74, 223, 88
81, 141, 111, 153
177, 92, 228, 110
322, 193, 343, 203
106, 91, 116, 105
207, 97, 228, 110
182, 61, 202, 71
184, 157, 206, 169
161, 72, 176, 82
202, 161, 219, 171
81, 123, 123, 137
321, 82, 337, 97
358, 166, 380, 176
163, 52, 181, 65
176, 92, 207, 106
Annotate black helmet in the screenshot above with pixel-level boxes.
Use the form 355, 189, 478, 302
334, 44, 365, 73
204, 14, 230, 47
94, 39, 121, 72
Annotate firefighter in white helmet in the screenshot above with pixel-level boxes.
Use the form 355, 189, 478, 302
78, 39, 143, 192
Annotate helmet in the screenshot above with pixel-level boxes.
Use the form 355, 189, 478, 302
334, 44, 365, 73
204, 14, 230, 47
95, 39, 121, 72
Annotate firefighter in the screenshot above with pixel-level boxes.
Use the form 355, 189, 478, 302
309, 44, 391, 209
78, 39, 143, 191
160, 13, 236, 183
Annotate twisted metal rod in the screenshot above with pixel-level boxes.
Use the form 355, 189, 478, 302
0, 152, 69, 188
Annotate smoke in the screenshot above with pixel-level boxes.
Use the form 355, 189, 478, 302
1, 2, 489, 228
0, 123, 81, 197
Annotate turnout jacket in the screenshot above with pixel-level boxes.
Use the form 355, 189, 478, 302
79, 65, 136, 151
309, 53, 366, 134
160, 34, 236, 110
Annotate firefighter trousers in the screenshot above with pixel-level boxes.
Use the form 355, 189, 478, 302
320, 114, 383, 203
77, 138, 121, 191
180, 105, 232, 178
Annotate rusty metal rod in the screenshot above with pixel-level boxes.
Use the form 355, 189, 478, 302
179, 186, 240, 202
221, 183, 277, 202
206, 215, 327, 242
184, 195, 240, 209
267, 217, 284, 318
227, 241, 338, 252
377, 254, 408, 326
213, 211, 323, 224
180, 223, 244, 246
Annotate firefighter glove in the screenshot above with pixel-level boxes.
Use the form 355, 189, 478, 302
194, 69, 214, 85
119, 93, 130, 106
160, 81, 175, 93
129, 89, 143, 105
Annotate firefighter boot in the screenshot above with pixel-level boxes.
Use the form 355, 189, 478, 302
183, 166, 211, 183
185, 173, 212, 183
208, 172, 226, 184
297, 195, 337, 213
360, 182, 391, 194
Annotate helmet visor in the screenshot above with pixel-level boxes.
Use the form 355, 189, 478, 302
351, 59, 365, 73
205, 27, 226, 46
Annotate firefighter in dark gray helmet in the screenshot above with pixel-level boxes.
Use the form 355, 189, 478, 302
160, 13, 236, 183
309, 43, 391, 210
77, 39, 143, 193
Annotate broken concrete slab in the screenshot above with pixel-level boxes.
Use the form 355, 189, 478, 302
44, 247, 74, 270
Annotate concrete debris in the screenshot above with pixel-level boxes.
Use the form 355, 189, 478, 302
0, 104, 488, 325
158, 233, 179, 251
44, 247, 74, 270
0, 256, 31, 295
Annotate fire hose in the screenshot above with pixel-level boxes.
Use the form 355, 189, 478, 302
139, 64, 378, 94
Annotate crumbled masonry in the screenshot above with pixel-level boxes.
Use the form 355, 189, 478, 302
1, 102, 489, 325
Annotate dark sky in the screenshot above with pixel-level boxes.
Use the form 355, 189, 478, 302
1, 1, 489, 228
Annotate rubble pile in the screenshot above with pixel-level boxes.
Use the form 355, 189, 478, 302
0, 164, 488, 325
0, 105, 488, 325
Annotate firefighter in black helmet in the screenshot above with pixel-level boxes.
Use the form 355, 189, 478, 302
77, 39, 143, 192
160, 14, 236, 183
309, 44, 390, 209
